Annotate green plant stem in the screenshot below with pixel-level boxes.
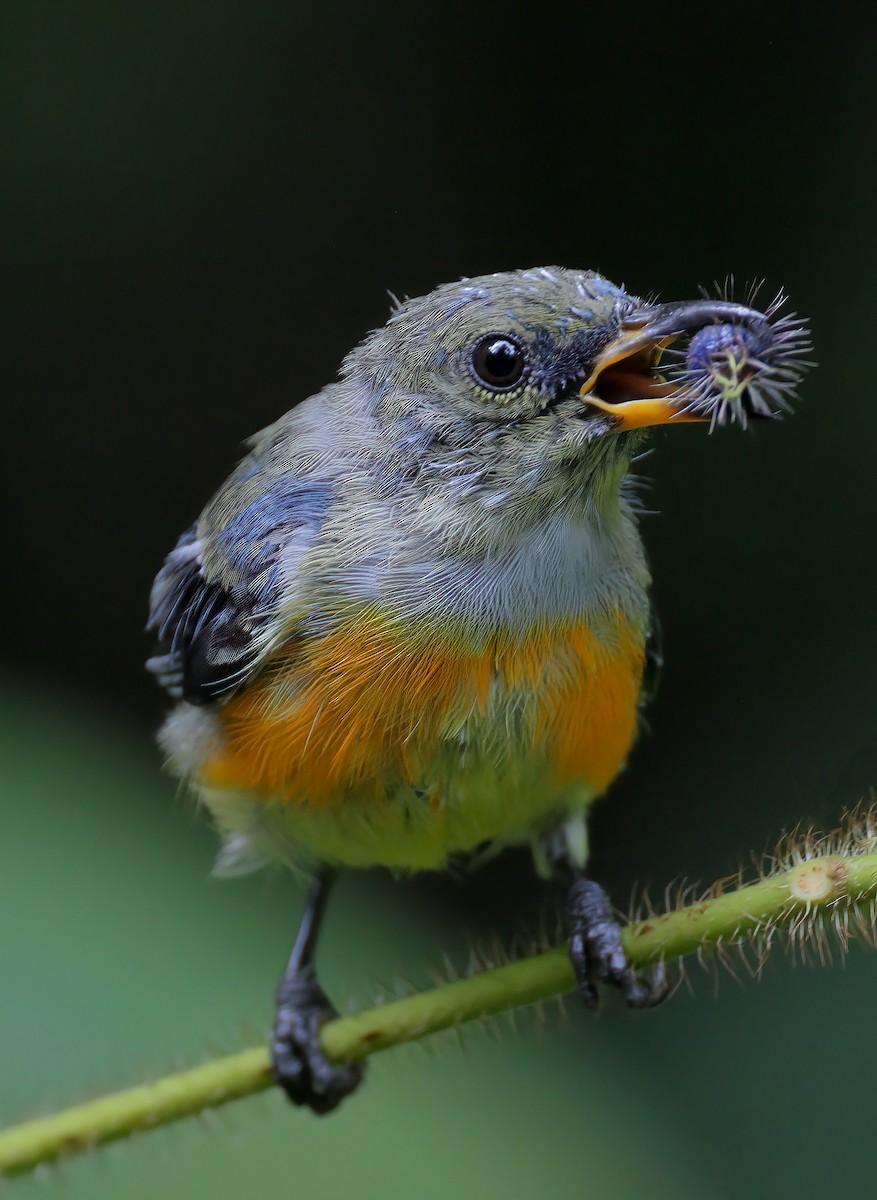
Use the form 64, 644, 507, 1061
3, 848, 876, 1178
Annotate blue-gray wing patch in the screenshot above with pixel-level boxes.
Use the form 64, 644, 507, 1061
146, 481, 331, 705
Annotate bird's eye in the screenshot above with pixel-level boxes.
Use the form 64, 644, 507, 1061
471, 335, 526, 392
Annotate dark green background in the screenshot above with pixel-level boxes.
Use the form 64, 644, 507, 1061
4, 3, 876, 1196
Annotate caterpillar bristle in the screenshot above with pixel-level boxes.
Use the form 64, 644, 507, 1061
664, 284, 813, 431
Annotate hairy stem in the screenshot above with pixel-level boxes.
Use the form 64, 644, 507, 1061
3, 836, 877, 1178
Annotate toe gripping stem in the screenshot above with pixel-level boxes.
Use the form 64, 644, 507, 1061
271, 868, 364, 1114
566, 876, 668, 1010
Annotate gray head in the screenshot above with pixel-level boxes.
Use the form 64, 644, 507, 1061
352, 267, 635, 421
340, 269, 643, 530
332, 267, 801, 548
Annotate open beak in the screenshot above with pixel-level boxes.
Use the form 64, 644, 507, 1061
581, 298, 766, 431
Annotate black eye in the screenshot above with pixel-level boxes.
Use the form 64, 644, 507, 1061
471, 335, 526, 391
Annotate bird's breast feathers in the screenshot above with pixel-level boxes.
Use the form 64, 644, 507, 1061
179, 599, 646, 870
161, 507, 651, 871
200, 607, 646, 800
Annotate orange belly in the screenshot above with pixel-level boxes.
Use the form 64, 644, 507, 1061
200, 609, 646, 807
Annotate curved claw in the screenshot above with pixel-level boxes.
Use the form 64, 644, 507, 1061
567, 877, 669, 1011
272, 965, 365, 1115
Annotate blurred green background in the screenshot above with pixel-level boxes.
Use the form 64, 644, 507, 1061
4, 2, 877, 1196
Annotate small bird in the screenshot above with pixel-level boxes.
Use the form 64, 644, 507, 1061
147, 267, 809, 1114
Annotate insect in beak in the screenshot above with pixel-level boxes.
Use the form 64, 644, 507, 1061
580, 297, 810, 431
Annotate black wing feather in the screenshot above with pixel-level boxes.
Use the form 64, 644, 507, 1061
146, 526, 266, 704
146, 477, 332, 705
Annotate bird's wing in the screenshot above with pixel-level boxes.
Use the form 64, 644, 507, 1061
146, 472, 332, 706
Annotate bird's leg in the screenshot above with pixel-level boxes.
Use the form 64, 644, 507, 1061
566, 875, 668, 1010
272, 867, 364, 1114
542, 817, 668, 1010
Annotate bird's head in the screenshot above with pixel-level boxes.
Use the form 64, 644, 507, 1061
343, 267, 806, 542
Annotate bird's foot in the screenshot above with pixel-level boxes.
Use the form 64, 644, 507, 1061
567, 876, 668, 1010
272, 965, 364, 1114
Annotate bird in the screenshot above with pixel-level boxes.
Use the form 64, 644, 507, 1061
146, 266, 808, 1114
